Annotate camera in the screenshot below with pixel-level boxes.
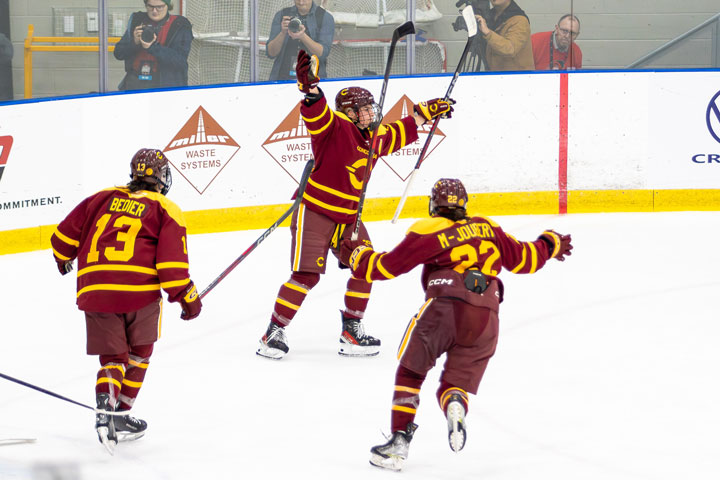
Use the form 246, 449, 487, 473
288, 17, 304, 33
141, 24, 157, 43
452, 0, 490, 32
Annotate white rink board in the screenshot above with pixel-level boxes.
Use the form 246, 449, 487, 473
1, 70, 719, 232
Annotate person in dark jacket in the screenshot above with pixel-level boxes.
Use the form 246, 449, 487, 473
114, 0, 193, 90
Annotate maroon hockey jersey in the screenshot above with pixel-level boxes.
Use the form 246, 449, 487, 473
350, 215, 555, 302
300, 94, 420, 224
51, 187, 193, 313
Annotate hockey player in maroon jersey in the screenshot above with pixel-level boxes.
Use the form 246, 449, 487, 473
50, 148, 202, 453
256, 49, 455, 360
340, 178, 573, 471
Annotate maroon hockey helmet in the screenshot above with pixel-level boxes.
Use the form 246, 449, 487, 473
130, 148, 172, 195
335, 87, 375, 112
429, 178, 468, 217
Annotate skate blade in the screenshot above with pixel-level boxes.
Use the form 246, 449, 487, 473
118, 431, 145, 442
338, 343, 380, 357
449, 431, 466, 452
256, 343, 286, 360
97, 427, 117, 456
447, 403, 466, 452
369, 453, 403, 471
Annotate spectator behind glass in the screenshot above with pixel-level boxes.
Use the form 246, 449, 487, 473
113, 0, 193, 91
476, 0, 534, 71
0, 32, 13, 101
531, 14, 582, 70
267, 0, 335, 81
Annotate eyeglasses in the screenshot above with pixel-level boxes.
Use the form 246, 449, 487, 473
558, 27, 579, 38
146, 4, 167, 11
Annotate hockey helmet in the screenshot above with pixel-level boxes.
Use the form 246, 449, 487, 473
335, 87, 375, 113
429, 178, 468, 217
130, 148, 172, 195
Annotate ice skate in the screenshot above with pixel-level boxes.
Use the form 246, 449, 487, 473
446, 394, 467, 452
338, 315, 380, 357
114, 409, 147, 442
257, 322, 289, 359
369, 422, 417, 471
95, 393, 117, 455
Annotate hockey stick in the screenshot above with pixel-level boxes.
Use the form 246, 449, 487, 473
199, 158, 315, 300
0, 371, 94, 411
390, 6, 477, 224
351, 20, 416, 241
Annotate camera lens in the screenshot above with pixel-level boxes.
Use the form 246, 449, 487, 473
288, 17, 302, 33
141, 26, 155, 43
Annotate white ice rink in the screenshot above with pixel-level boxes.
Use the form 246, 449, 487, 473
1, 211, 719, 479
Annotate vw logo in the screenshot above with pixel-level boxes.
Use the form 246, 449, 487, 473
707, 90, 720, 143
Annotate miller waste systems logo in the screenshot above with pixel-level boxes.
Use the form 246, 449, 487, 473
0, 135, 13, 183
164, 106, 240, 194
262, 95, 447, 183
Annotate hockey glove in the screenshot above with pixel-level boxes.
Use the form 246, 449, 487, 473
339, 238, 374, 272
414, 98, 455, 123
179, 281, 202, 320
296, 49, 320, 94
538, 230, 573, 261
56, 258, 73, 275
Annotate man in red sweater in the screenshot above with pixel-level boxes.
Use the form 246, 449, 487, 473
256, 50, 454, 360
531, 14, 582, 70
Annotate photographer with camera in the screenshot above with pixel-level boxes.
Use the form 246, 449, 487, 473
267, 0, 334, 82
113, 0, 193, 91
470, 0, 534, 71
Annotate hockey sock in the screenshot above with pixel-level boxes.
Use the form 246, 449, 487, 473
97, 353, 128, 407
390, 365, 426, 432
343, 276, 372, 319
271, 271, 319, 326
117, 344, 153, 411
437, 381, 469, 415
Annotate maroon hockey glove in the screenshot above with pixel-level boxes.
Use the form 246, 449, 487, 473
339, 238, 373, 272
296, 49, 320, 94
179, 281, 202, 320
414, 98, 455, 123
539, 230, 573, 261
56, 258, 73, 275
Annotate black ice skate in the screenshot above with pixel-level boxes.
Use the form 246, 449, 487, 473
338, 314, 380, 357
446, 394, 467, 452
369, 422, 418, 471
114, 408, 147, 442
257, 322, 289, 360
95, 393, 117, 455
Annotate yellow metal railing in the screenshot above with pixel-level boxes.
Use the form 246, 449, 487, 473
24, 24, 120, 99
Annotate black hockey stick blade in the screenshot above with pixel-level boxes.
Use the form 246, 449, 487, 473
395, 21, 416, 40
199, 159, 315, 300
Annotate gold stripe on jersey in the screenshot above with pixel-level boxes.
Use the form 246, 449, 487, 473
394, 385, 421, 394
293, 204, 305, 271
53, 228, 80, 247
161, 278, 191, 289
77, 283, 162, 297
397, 299, 431, 360
113, 187, 187, 228
305, 108, 334, 135
375, 255, 395, 279
307, 177, 360, 201
78, 264, 158, 277
102, 364, 126, 374
277, 297, 300, 311
302, 103, 331, 123
407, 216, 454, 235
52, 247, 72, 261
394, 120, 407, 148
365, 251, 380, 283
156, 261, 190, 270
303, 192, 357, 215
392, 405, 417, 414
528, 242, 538, 273
511, 244, 528, 273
